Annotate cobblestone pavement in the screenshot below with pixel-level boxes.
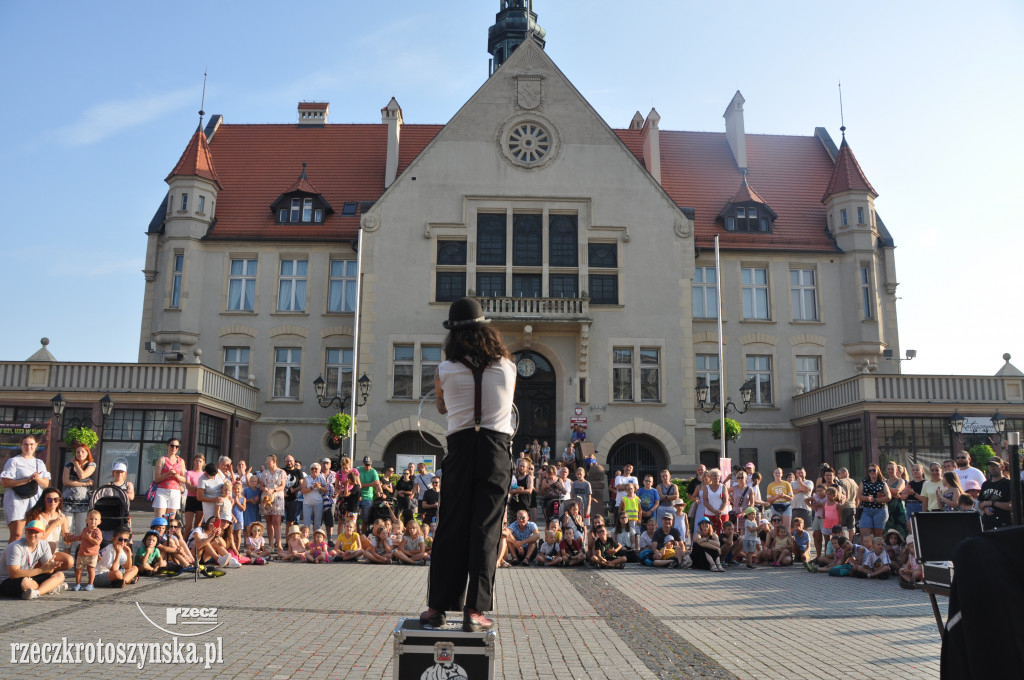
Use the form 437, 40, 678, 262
0, 558, 944, 679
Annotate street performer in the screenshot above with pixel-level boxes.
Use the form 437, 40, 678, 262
420, 297, 516, 633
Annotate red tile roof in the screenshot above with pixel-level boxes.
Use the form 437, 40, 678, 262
166, 126, 221, 188
182, 119, 841, 251
725, 176, 770, 208
282, 167, 324, 197
822, 136, 877, 200
298, 102, 329, 110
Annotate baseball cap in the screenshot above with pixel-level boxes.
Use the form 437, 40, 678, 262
321, 458, 331, 464
363, 456, 372, 465
743, 507, 756, 516
987, 457, 1005, 468
113, 461, 128, 472
25, 519, 47, 533
744, 462, 755, 469
697, 516, 711, 525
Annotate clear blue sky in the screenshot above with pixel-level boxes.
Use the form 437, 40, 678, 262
1, 1, 1021, 376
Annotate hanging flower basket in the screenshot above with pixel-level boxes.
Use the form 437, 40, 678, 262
326, 434, 342, 450
712, 418, 741, 442
64, 426, 99, 451
327, 412, 355, 439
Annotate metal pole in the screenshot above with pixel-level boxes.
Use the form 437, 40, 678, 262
1008, 432, 1021, 526
714, 236, 725, 464
349, 228, 364, 461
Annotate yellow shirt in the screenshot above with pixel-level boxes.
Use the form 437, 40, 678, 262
339, 531, 361, 552
766, 481, 792, 503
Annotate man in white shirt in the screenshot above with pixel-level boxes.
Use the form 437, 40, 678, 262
1, 519, 67, 599
414, 462, 434, 502
953, 452, 986, 498
791, 467, 814, 528
614, 463, 639, 493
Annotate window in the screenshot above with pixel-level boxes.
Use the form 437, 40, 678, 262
841, 209, 848, 227
639, 349, 660, 402
197, 413, 224, 461
314, 209, 323, 223
326, 348, 353, 401
279, 209, 288, 222
695, 354, 720, 402
436, 272, 466, 301
420, 346, 442, 398
170, 254, 184, 309
223, 347, 250, 381
436, 241, 466, 302
589, 274, 618, 305
860, 266, 873, 320
741, 267, 769, 319
290, 198, 300, 223
831, 420, 863, 475
273, 348, 302, 399
589, 243, 619, 305
476, 273, 506, 297
392, 345, 414, 398
612, 348, 633, 401
227, 259, 257, 311
278, 259, 308, 312
102, 409, 184, 490
857, 207, 864, 224
512, 214, 542, 266
512, 273, 541, 298
693, 266, 718, 319
588, 242, 617, 268
549, 274, 577, 298
477, 213, 506, 265
180, 193, 188, 211
197, 195, 205, 214
437, 241, 466, 266
302, 198, 313, 222
790, 269, 818, 321
795, 355, 821, 391
745, 355, 773, 405
738, 448, 758, 469
726, 206, 769, 232
341, 202, 357, 216
548, 214, 577, 267
328, 260, 357, 313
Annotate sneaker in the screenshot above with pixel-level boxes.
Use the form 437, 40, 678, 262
224, 557, 242, 569
746, 563, 756, 569
420, 608, 446, 628
71, 584, 82, 592
462, 609, 494, 632
52, 583, 69, 594
804, 560, 814, 573
83, 584, 94, 591
22, 589, 40, 600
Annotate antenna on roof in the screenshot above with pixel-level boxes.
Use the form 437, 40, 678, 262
838, 80, 846, 139
199, 68, 208, 127
300, 161, 307, 179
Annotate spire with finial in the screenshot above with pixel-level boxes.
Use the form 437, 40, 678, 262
487, 0, 546, 75
198, 68, 208, 128
838, 80, 846, 139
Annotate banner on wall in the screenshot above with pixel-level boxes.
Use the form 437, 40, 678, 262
0, 422, 50, 454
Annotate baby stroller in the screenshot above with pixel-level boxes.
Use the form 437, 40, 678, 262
90, 482, 132, 546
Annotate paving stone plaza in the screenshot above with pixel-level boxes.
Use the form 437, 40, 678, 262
0, 556, 944, 679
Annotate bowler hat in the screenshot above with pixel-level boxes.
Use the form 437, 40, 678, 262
443, 297, 490, 330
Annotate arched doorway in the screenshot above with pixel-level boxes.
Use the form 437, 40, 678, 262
606, 434, 668, 492
382, 431, 443, 471
512, 350, 556, 457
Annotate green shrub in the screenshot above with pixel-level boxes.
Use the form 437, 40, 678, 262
712, 418, 741, 442
327, 412, 354, 439
968, 443, 995, 469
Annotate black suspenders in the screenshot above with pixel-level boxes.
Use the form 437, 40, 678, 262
457, 358, 487, 431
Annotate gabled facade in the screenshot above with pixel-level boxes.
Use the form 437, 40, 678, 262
138, 30, 907, 480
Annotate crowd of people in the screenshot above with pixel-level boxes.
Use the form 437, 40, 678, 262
2, 429, 1020, 600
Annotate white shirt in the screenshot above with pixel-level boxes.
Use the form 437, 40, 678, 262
199, 472, 229, 518
437, 358, 516, 436
791, 478, 813, 510
98, 543, 129, 572
955, 466, 985, 490
614, 475, 639, 490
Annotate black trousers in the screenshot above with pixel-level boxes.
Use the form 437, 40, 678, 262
427, 428, 512, 613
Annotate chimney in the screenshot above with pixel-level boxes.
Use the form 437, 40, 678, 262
381, 97, 403, 188
628, 111, 644, 130
298, 102, 329, 126
723, 91, 746, 170
640, 108, 661, 185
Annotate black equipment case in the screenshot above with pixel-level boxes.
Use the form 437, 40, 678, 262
392, 618, 495, 680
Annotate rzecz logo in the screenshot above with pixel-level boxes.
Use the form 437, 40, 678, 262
136, 604, 223, 636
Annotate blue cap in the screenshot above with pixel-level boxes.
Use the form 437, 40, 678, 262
151, 517, 168, 527
697, 516, 711, 525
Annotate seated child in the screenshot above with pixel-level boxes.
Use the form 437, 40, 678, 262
852, 536, 891, 579
279, 524, 308, 562
791, 517, 811, 563
97, 526, 139, 588
957, 494, 977, 511
536, 530, 565, 566
154, 517, 193, 566
765, 525, 795, 567
589, 526, 626, 568
361, 519, 393, 564
719, 520, 737, 565
899, 535, 923, 586
65, 509, 103, 591
882, 529, 904, 574
135, 531, 166, 576
808, 531, 845, 573
393, 519, 428, 565
559, 529, 586, 566
189, 516, 241, 568
244, 522, 271, 563
332, 518, 363, 562
307, 527, 329, 563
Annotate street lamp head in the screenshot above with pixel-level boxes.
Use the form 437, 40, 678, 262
99, 394, 114, 419
50, 393, 67, 420
992, 410, 1006, 435
313, 375, 327, 401
949, 410, 965, 435
358, 372, 372, 402
739, 379, 755, 407
695, 377, 709, 406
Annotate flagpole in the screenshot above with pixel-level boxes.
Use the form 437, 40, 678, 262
715, 236, 726, 464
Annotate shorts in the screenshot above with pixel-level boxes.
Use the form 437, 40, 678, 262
810, 516, 824, 532
153, 487, 181, 511
905, 501, 923, 517
184, 495, 203, 513
859, 506, 888, 530
771, 503, 792, 516
841, 506, 856, 531
321, 507, 334, 528
742, 538, 761, 554
77, 554, 98, 569
0, 571, 60, 597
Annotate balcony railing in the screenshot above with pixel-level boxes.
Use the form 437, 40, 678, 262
475, 296, 590, 321
794, 373, 1021, 419
0, 361, 258, 413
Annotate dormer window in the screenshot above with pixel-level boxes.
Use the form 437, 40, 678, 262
271, 164, 333, 224
719, 178, 776, 234
726, 206, 770, 232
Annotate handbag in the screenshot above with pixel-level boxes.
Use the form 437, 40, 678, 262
146, 481, 159, 503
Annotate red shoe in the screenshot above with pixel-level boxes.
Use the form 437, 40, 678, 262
462, 609, 493, 632
419, 608, 445, 627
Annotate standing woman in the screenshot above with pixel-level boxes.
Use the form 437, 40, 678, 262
2, 434, 51, 542
152, 438, 186, 520
901, 464, 926, 518
507, 458, 534, 523
260, 455, 286, 551
62, 444, 96, 535
655, 469, 679, 524
183, 454, 206, 536
858, 464, 891, 541
883, 462, 907, 535
421, 298, 516, 633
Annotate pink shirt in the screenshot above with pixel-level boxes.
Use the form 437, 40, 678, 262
156, 456, 185, 490
186, 470, 204, 497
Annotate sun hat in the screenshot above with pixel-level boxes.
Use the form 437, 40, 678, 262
25, 519, 47, 533
963, 479, 982, 491
287, 525, 301, 536
672, 498, 686, 506
313, 527, 327, 538
442, 297, 491, 330
883, 528, 904, 542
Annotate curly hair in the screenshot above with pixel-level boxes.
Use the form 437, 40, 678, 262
442, 325, 512, 367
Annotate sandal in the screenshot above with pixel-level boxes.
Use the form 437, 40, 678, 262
498, 560, 511, 568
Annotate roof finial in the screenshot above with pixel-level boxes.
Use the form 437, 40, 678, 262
838, 80, 846, 138
300, 161, 307, 179
199, 68, 208, 127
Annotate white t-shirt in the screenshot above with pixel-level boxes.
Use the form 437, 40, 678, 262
791, 478, 813, 511
1, 456, 50, 508
1, 539, 52, 582
198, 472, 229, 519
98, 543, 129, 572
614, 475, 639, 491
862, 550, 891, 570
955, 466, 985, 490
437, 358, 516, 436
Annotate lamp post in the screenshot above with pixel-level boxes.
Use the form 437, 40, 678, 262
949, 409, 1007, 449
50, 393, 115, 429
313, 373, 372, 410
695, 377, 755, 415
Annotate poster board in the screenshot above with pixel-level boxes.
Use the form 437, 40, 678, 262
396, 454, 436, 475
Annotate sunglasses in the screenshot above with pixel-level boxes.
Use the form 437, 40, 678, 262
45, 497, 61, 503
115, 537, 130, 543
771, 518, 782, 523
169, 525, 180, 529
169, 444, 180, 449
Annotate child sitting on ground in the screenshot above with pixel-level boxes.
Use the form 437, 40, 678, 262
719, 520, 737, 565
882, 529, 904, 573
65, 509, 103, 591
852, 536, 891, 579
98, 526, 139, 588
791, 517, 811, 564
740, 508, 762, 568
559, 528, 586, 566
279, 524, 308, 562
362, 519, 394, 564
589, 526, 626, 568
764, 524, 795, 567
307, 527, 329, 563
244, 522, 271, 563
536, 530, 565, 566
808, 531, 845, 573
135, 531, 166, 576
899, 535, 923, 587
392, 519, 428, 565
332, 518, 363, 562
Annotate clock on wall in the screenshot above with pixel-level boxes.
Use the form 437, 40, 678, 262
517, 357, 537, 378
